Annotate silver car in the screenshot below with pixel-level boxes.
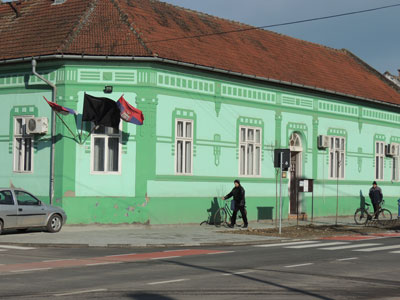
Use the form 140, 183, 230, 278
0, 188, 67, 234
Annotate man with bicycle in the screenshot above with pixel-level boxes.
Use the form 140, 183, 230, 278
369, 181, 383, 219
222, 179, 248, 228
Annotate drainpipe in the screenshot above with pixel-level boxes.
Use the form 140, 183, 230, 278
32, 59, 56, 205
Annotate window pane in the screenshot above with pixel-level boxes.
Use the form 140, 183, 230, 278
185, 141, 192, 173
247, 144, 254, 175
240, 145, 245, 175
335, 151, 340, 178
106, 126, 119, 135
94, 138, 105, 172
340, 139, 345, 151
185, 122, 192, 138
255, 146, 261, 175
15, 191, 39, 206
176, 141, 183, 173
108, 138, 119, 172
15, 138, 22, 171
330, 152, 334, 178
376, 142, 379, 153
177, 121, 183, 138
240, 128, 246, 143
15, 118, 23, 135
380, 157, 383, 180
255, 130, 261, 143
0, 190, 14, 205
331, 137, 334, 149
335, 138, 340, 149
248, 129, 254, 141
340, 152, 345, 178
24, 138, 32, 172
380, 143, 384, 155
376, 156, 379, 179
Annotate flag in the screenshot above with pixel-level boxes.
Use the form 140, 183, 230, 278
44, 97, 77, 115
116, 96, 144, 125
82, 94, 121, 129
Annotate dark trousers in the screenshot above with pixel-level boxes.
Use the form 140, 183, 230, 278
372, 202, 380, 217
231, 205, 248, 225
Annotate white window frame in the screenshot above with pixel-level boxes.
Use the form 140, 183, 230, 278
375, 141, 385, 181
175, 119, 193, 175
13, 116, 34, 173
328, 136, 345, 180
239, 125, 262, 177
391, 143, 400, 182
90, 124, 122, 175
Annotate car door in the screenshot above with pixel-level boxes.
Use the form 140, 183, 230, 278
15, 190, 47, 227
0, 190, 18, 228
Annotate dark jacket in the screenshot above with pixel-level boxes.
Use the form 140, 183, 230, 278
369, 186, 383, 204
225, 185, 245, 207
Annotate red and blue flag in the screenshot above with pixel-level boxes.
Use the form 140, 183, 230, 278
117, 96, 144, 125
44, 96, 77, 115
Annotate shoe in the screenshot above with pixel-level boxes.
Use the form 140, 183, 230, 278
242, 224, 248, 228
228, 224, 234, 228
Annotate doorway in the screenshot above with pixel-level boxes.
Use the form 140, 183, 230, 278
289, 133, 303, 215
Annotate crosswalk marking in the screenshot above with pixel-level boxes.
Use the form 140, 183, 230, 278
354, 245, 400, 252
0, 245, 35, 250
254, 241, 318, 248
286, 242, 349, 249
320, 243, 381, 250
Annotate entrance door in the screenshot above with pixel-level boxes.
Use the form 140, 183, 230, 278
289, 133, 303, 215
289, 152, 298, 215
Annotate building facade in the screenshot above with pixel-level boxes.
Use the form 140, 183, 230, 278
1, 0, 399, 224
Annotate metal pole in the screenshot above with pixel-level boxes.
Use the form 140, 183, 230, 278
311, 190, 314, 223
296, 178, 299, 226
275, 169, 278, 228
32, 60, 56, 205
279, 152, 283, 235
335, 157, 339, 226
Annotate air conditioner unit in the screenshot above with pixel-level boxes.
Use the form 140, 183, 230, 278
386, 143, 399, 157
317, 135, 330, 150
26, 117, 48, 134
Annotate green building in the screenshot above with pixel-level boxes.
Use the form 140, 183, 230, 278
1, 0, 399, 224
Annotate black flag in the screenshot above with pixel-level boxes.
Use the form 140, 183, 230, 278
82, 94, 121, 129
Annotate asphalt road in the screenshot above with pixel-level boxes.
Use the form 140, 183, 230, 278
1, 236, 400, 300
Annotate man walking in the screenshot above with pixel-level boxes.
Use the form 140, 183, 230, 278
369, 181, 383, 218
222, 179, 248, 228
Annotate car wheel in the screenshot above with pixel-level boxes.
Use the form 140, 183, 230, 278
47, 214, 63, 233
0, 219, 3, 235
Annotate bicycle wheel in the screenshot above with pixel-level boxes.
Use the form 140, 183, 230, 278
377, 208, 392, 225
214, 208, 227, 227
354, 208, 369, 225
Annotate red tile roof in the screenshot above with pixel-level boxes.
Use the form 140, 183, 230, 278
1, 0, 399, 105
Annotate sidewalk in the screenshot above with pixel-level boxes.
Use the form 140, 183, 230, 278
0, 216, 386, 248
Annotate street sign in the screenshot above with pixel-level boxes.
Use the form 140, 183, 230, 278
274, 149, 290, 171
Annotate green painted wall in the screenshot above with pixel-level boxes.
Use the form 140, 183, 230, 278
0, 60, 399, 224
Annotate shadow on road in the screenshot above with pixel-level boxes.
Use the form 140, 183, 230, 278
127, 292, 175, 300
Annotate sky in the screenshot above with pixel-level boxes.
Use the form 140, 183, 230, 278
162, 0, 400, 75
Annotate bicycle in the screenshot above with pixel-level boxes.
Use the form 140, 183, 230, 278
214, 199, 246, 228
354, 200, 392, 225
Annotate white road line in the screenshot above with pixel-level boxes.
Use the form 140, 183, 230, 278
147, 279, 188, 285
207, 251, 235, 255
286, 242, 349, 249
54, 289, 108, 297
320, 243, 381, 250
354, 245, 400, 252
254, 241, 318, 248
163, 249, 189, 252
337, 257, 359, 261
86, 262, 122, 266
0, 249, 7, 252
42, 259, 76, 263
150, 256, 180, 260
222, 270, 255, 276
284, 263, 314, 268
11, 268, 52, 273
389, 250, 400, 253
0, 245, 35, 250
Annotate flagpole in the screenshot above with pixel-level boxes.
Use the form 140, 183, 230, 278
74, 114, 82, 144
54, 112, 79, 142
80, 125, 98, 145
